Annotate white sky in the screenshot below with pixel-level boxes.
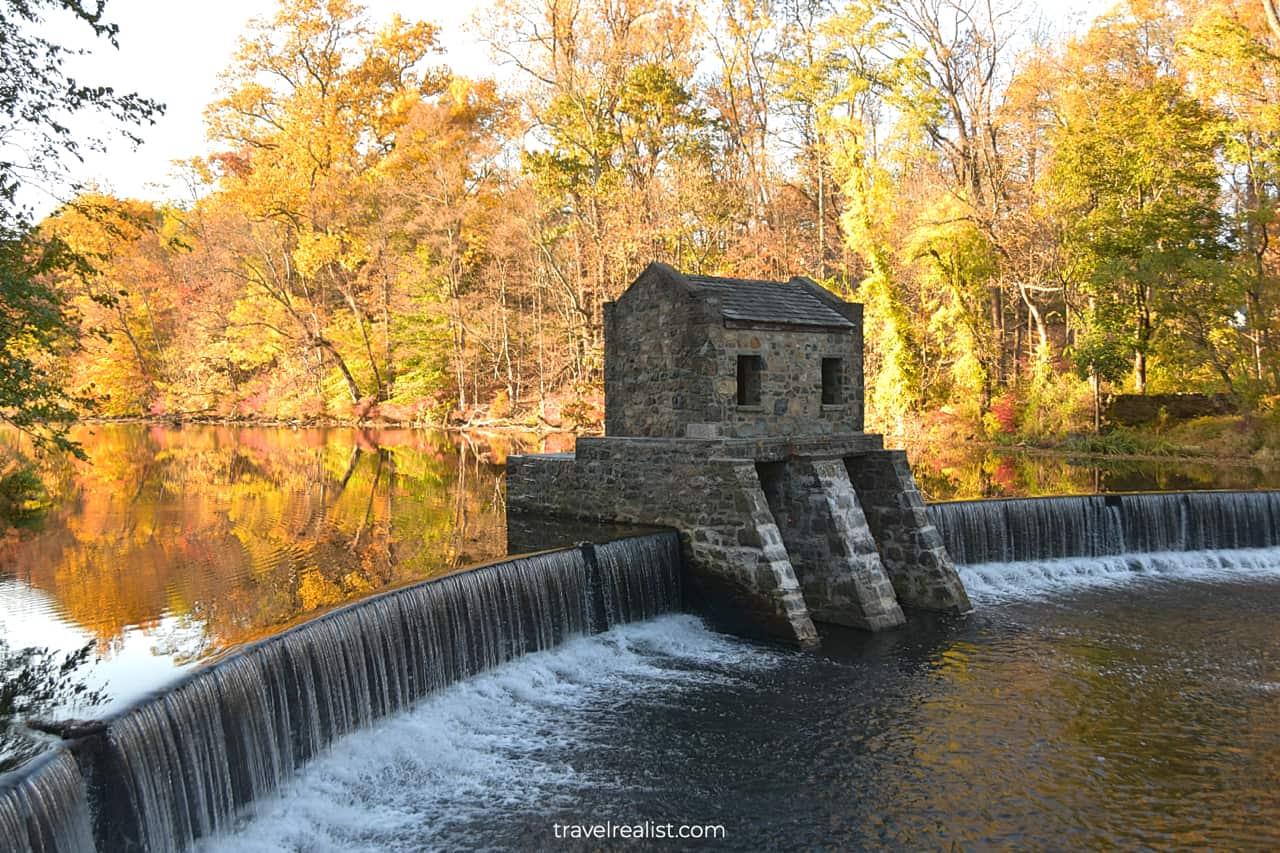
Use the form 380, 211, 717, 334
39, 0, 493, 210
37, 0, 1111, 211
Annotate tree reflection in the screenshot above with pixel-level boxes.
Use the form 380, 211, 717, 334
0, 425, 526, 669
0, 639, 104, 771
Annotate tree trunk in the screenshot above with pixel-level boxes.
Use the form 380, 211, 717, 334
1265, 0, 1280, 42
1092, 372, 1102, 434
315, 337, 362, 403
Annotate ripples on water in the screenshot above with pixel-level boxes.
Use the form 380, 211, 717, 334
209, 561, 1280, 851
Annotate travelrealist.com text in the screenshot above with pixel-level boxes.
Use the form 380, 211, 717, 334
552, 821, 727, 840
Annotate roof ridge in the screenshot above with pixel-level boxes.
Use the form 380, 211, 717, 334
685, 273, 789, 285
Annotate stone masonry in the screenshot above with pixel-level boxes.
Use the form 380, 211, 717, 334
604, 264, 864, 439
509, 263, 971, 648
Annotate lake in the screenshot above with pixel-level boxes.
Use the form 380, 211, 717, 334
2, 424, 1279, 774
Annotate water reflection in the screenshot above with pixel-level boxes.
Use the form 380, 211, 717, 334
0, 425, 526, 710
907, 444, 1280, 501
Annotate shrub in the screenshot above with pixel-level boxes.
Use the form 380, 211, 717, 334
982, 393, 1019, 438
487, 388, 512, 420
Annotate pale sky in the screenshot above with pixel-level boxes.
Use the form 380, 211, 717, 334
41, 0, 494, 210
38, 0, 1110, 211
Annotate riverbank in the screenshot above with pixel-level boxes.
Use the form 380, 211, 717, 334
897, 409, 1280, 467
71, 410, 1280, 466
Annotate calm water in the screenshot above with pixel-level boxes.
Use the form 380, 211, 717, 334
205, 566, 1280, 851
908, 444, 1280, 502
2, 425, 1279, 777
0, 426, 525, 712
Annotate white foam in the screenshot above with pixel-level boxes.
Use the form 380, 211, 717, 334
197, 615, 775, 853
959, 547, 1280, 603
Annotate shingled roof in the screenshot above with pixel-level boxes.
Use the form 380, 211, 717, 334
682, 273, 855, 329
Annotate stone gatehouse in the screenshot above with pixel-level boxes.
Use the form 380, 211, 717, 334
509, 262, 970, 648
604, 264, 864, 438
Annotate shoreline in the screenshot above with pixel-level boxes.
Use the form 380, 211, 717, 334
66, 415, 1280, 468
74, 413, 595, 435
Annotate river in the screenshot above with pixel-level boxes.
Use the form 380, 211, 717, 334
2, 423, 1279, 844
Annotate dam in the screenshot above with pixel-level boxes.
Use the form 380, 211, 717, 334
2, 436, 1279, 849
508, 262, 970, 646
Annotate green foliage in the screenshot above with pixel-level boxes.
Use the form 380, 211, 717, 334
0, 0, 161, 452
0, 235, 92, 454
1019, 350, 1093, 441
1071, 327, 1131, 386
1061, 428, 1180, 457
0, 454, 48, 525
1045, 15, 1229, 389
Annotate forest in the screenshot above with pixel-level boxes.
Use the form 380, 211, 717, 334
12, 0, 1280, 444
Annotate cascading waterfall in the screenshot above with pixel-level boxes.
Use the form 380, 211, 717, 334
593, 534, 683, 627
927, 491, 1280, 566
0, 750, 94, 853
3, 533, 682, 853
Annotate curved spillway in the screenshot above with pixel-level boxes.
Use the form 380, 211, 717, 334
929, 490, 1280, 601
927, 490, 1280, 566
0, 751, 93, 853
0, 534, 682, 853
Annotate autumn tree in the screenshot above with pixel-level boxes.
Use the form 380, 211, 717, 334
483, 0, 708, 381
204, 0, 447, 409
1180, 0, 1280, 390
42, 193, 176, 414
376, 78, 523, 411
1043, 4, 1228, 394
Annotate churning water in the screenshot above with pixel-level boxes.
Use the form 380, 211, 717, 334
0, 534, 683, 853
203, 566, 1280, 851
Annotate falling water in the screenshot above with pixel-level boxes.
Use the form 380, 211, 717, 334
927, 491, 1280, 566
0, 750, 94, 853
3, 533, 681, 853
592, 534, 683, 627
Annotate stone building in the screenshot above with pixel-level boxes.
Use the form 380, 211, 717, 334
603, 264, 864, 438
508, 262, 970, 648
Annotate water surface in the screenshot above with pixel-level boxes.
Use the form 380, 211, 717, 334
2, 425, 1278, 771
0, 423, 519, 758
205, 560, 1280, 851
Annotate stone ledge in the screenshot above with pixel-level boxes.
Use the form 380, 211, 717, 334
565, 433, 885, 463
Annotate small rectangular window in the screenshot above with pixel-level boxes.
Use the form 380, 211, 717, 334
737, 355, 762, 406
822, 358, 843, 405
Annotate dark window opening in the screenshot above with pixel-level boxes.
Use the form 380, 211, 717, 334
737, 355, 763, 406
822, 358, 843, 405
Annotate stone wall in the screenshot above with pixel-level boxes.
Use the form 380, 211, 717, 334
710, 324, 864, 438
603, 268, 719, 438
758, 458, 904, 630
508, 438, 971, 647
1104, 393, 1238, 427
507, 442, 819, 647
